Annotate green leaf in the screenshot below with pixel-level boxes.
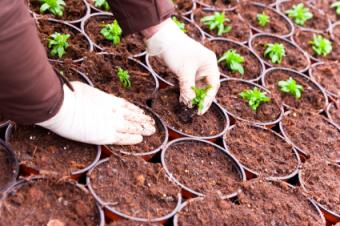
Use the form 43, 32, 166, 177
264, 43, 285, 64
191, 85, 212, 111
39, 0, 65, 17
48, 32, 70, 58
278, 77, 304, 99
218, 49, 245, 74
94, 0, 110, 11
116, 67, 131, 88
239, 87, 270, 111
285, 3, 313, 26
331, 2, 340, 15
172, 16, 187, 33
201, 12, 232, 36
257, 12, 270, 27
100, 20, 123, 46
309, 34, 332, 56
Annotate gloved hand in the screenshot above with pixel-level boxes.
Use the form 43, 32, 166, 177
145, 18, 220, 115
37, 82, 156, 145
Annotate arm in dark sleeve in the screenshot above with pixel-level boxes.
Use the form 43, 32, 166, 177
107, 0, 175, 35
0, 0, 63, 124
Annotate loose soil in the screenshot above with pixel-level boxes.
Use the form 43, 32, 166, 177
216, 80, 282, 123
251, 35, 309, 71
84, 15, 145, 56
311, 62, 340, 97
174, 0, 194, 15
148, 56, 178, 86
205, 39, 262, 80
332, 24, 340, 40
8, 125, 98, 177
151, 88, 226, 137
79, 53, 156, 104
37, 20, 90, 61
0, 178, 101, 225
108, 220, 154, 226
164, 140, 242, 195
89, 154, 180, 219
309, 0, 339, 22
249, 0, 276, 4
193, 8, 251, 43
281, 111, 340, 161
264, 69, 326, 111
300, 157, 340, 214
198, 0, 239, 9
0, 145, 16, 191
50, 60, 89, 84
28, 0, 87, 22
329, 103, 340, 126
225, 123, 298, 177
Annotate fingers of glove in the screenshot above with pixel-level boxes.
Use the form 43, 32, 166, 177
177, 67, 197, 108
121, 109, 155, 126
116, 120, 155, 136
109, 95, 145, 114
113, 133, 143, 145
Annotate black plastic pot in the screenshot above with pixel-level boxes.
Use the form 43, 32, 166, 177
0, 140, 19, 194
196, 0, 239, 11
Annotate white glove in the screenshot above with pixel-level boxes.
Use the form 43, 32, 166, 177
145, 18, 220, 115
37, 82, 156, 145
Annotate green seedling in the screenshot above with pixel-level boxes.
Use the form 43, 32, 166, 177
309, 35, 332, 56
257, 12, 270, 27
264, 43, 286, 64
94, 0, 110, 11
218, 49, 245, 74
278, 77, 304, 99
48, 32, 70, 58
40, 0, 66, 17
116, 67, 131, 88
201, 12, 232, 36
100, 20, 122, 46
240, 87, 270, 111
172, 16, 187, 33
285, 3, 313, 26
192, 85, 212, 111
331, 1, 340, 15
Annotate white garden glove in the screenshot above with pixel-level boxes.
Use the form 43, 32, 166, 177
36, 82, 156, 145
145, 18, 220, 115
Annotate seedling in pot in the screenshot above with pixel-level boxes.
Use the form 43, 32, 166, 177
94, 0, 110, 11
201, 12, 232, 36
240, 87, 270, 111
285, 3, 313, 26
100, 20, 122, 46
331, 1, 340, 15
309, 35, 332, 56
278, 77, 304, 99
40, 0, 66, 17
172, 16, 187, 33
48, 32, 70, 58
257, 12, 270, 27
116, 67, 131, 88
192, 85, 212, 112
264, 43, 285, 64
218, 49, 245, 74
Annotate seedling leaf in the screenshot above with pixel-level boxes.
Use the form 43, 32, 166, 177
278, 77, 304, 99
94, 0, 110, 11
331, 1, 340, 15
264, 43, 285, 64
172, 16, 187, 33
240, 87, 270, 111
285, 3, 313, 26
191, 85, 212, 111
201, 12, 232, 36
218, 49, 245, 74
257, 12, 270, 27
309, 35, 332, 56
100, 20, 122, 46
40, 0, 66, 17
48, 32, 70, 58
116, 67, 131, 88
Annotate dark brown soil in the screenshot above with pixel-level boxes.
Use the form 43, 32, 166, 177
329, 104, 340, 126
164, 140, 242, 195
281, 111, 340, 161
309, 0, 339, 22
148, 56, 178, 85
174, 0, 194, 15
79, 53, 156, 105
173, 16, 204, 42
333, 24, 340, 40
193, 8, 251, 43
8, 125, 98, 177
89, 154, 180, 219
198, 0, 238, 9
151, 88, 226, 137
300, 157, 340, 214
0, 145, 16, 191
225, 123, 298, 177
264, 69, 325, 111
247, 0, 276, 4
251, 35, 309, 71
107, 221, 154, 226
28, 0, 87, 22
239, 3, 291, 36
311, 62, 340, 96
0, 178, 101, 225
37, 20, 90, 61
50, 60, 89, 83
205, 40, 262, 80
84, 15, 145, 56
216, 80, 282, 123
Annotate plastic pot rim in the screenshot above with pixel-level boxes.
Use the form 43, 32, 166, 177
326, 103, 340, 130
196, 0, 240, 11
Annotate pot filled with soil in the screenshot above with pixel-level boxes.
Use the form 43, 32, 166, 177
330, 21, 340, 42
262, 67, 328, 112
81, 13, 146, 57
5, 124, 101, 178
0, 140, 19, 193
37, 18, 93, 63
0, 177, 104, 225
87, 153, 182, 222
216, 78, 283, 126
299, 157, 340, 223
326, 102, 340, 130
107, 220, 158, 226
308, 0, 340, 23
192, 8, 251, 43
249, 33, 310, 72
196, 0, 239, 11
161, 138, 245, 198
251, 0, 278, 7
223, 123, 300, 180
86, 0, 112, 13
280, 110, 340, 161
27, 0, 90, 24
173, 0, 196, 16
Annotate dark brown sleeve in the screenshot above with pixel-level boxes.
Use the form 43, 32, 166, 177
0, 0, 63, 124
107, 0, 175, 35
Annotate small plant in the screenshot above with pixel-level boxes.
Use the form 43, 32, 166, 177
172, 16, 187, 33
331, 1, 340, 15
201, 12, 232, 36
218, 49, 245, 74
257, 12, 270, 27
285, 3, 313, 26
94, 0, 110, 11
309, 35, 332, 56
48, 32, 70, 58
264, 43, 286, 64
278, 77, 304, 99
240, 87, 270, 111
116, 67, 131, 88
100, 20, 122, 46
40, 0, 66, 17
191, 85, 212, 111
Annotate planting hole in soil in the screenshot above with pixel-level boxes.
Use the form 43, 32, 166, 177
0, 141, 18, 192
327, 103, 340, 129
309, 0, 340, 22
0, 178, 103, 225
162, 138, 245, 197
173, 0, 195, 15
87, 154, 181, 222
197, 0, 239, 10
224, 123, 300, 179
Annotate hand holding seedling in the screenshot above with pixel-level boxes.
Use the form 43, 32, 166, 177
100, 20, 122, 46
48, 32, 70, 58
285, 3, 313, 26
218, 49, 245, 74
40, 0, 66, 17
264, 43, 285, 64
278, 77, 304, 99
257, 12, 270, 27
95, 0, 110, 11
309, 35, 332, 56
240, 87, 270, 111
192, 85, 212, 111
201, 12, 232, 36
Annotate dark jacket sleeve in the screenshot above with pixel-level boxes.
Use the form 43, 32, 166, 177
107, 0, 175, 35
0, 0, 63, 124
